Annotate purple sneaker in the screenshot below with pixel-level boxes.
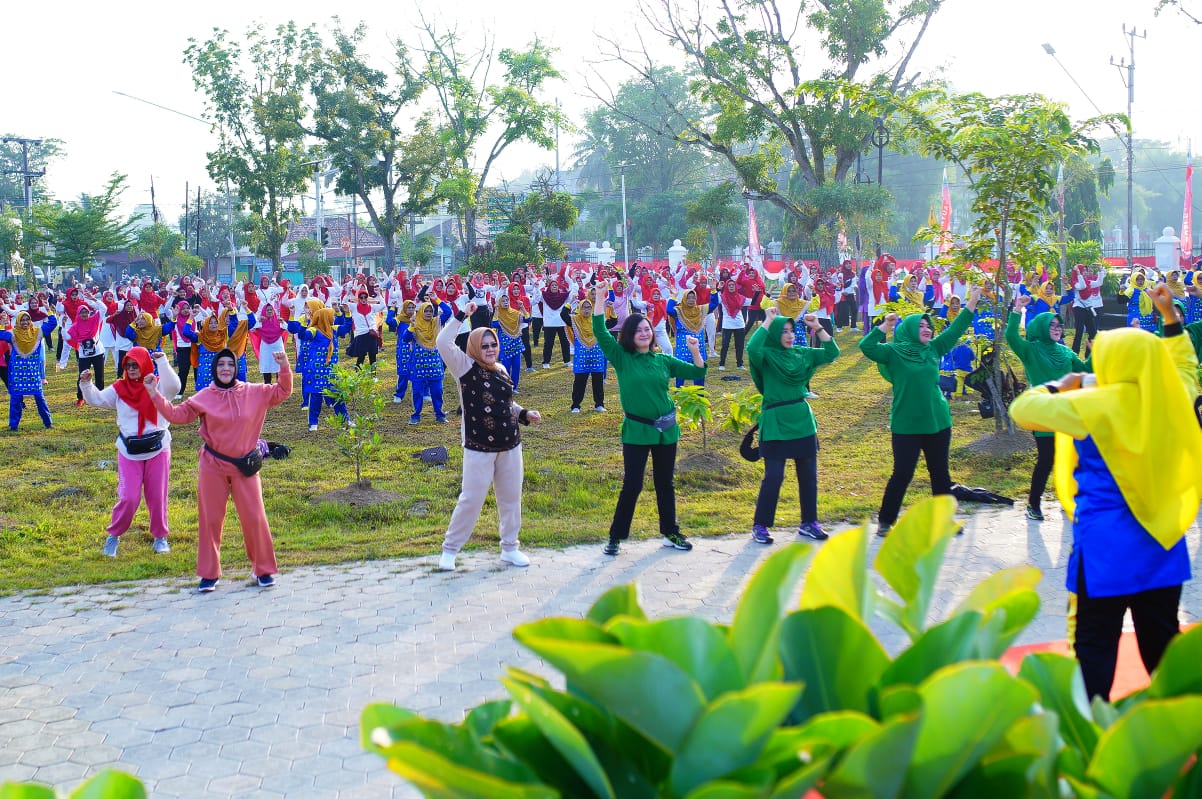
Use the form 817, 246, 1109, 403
751, 525, 774, 545
798, 522, 829, 541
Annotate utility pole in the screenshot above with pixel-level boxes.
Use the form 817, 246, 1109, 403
619, 165, 629, 268
1112, 25, 1145, 269
195, 186, 202, 257
1, 137, 45, 220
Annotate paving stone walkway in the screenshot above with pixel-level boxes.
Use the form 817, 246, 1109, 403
1, 503, 1200, 797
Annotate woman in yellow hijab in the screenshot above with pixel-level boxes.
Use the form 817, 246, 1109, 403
1009, 284, 1202, 701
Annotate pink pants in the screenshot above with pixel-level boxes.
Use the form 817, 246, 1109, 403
108, 450, 171, 538
196, 449, 278, 580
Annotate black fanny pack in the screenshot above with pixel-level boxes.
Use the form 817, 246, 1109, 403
204, 443, 263, 477
624, 410, 678, 432
120, 430, 165, 456
764, 397, 807, 411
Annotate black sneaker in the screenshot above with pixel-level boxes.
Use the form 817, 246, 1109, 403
751, 525, 774, 545
876, 523, 891, 538
197, 578, 219, 593
256, 573, 275, 588
663, 531, 693, 551
603, 540, 620, 556
1026, 505, 1045, 522
798, 522, 829, 541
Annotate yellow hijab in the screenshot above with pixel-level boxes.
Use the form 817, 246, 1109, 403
409, 303, 439, 349
197, 311, 229, 353
12, 311, 42, 357
133, 312, 163, 350
573, 301, 597, 347
677, 290, 706, 333
310, 308, 336, 363
495, 299, 522, 338
775, 285, 806, 321
1053, 328, 1202, 549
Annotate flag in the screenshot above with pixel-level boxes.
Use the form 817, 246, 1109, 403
1182, 149, 1194, 267
939, 169, 952, 253
747, 199, 763, 272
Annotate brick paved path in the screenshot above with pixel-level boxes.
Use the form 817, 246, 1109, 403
1, 504, 1199, 797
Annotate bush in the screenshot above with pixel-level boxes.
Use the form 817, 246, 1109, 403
669, 384, 713, 452
323, 362, 387, 488
361, 496, 1202, 798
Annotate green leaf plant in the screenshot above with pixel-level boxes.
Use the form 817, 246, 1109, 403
323, 362, 387, 489
362, 496, 1202, 797
669, 385, 713, 453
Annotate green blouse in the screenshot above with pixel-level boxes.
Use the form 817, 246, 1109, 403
747, 319, 840, 441
593, 314, 708, 445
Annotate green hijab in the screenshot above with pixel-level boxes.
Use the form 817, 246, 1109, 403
750, 316, 816, 392
1021, 312, 1074, 385
878, 312, 934, 384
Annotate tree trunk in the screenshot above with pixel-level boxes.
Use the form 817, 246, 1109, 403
464, 206, 478, 260
993, 216, 1008, 434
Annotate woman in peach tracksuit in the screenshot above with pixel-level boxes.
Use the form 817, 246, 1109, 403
151, 347, 293, 593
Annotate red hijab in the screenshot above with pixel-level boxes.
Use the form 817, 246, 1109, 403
113, 347, 158, 435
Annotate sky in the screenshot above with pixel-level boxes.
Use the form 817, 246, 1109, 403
6, 0, 1200, 222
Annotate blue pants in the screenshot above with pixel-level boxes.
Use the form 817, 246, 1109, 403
675, 375, 706, 389
307, 392, 346, 427
411, 379, 445, 421
237, 356, 248, 382
10, 393, 52, 430
394, 371, 410, 400
502, 355, 521, 389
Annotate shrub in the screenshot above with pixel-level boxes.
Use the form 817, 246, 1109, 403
669, 384, 713, 452
362, 496, 1202, 797
323, 362, 387, 488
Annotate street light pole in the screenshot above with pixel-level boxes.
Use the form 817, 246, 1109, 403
620, 165, 629, 267
869, 118, 890, 257
1111, 26, 1145, 269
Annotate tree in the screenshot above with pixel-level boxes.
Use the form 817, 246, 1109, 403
686, 181, 744, 259
33, 173, 138, 270
900, 90, 1120, 433
684, 225, 711, 262
512, 186, 580, 261
1156, 0, 1202, 23
408, 18, 564, 257
131, 222, 185, 278
304, 22, 447, 272
177, 190, 244, 263
0, 137, 64, 214
592, 0, 943, 268
398, 233, 437, 268
184, 22, 319, 271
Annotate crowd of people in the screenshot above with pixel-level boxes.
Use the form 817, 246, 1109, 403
3, 254, 1201, 702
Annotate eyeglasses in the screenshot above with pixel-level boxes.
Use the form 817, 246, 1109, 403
479, 342, 499, 350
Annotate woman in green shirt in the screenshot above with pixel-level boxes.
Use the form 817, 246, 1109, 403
1006, 294, 1089, 521
859, 287, 981, 535
748, 308, 840, 544
591, 282, 708, 556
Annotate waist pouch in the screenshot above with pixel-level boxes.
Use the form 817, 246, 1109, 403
120, 430, 165, 456
204, 443, 263, 477
624, 410, 678, 432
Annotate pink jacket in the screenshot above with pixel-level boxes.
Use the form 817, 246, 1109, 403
151, 365, 293, 458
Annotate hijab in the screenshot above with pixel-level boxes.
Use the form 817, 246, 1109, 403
1053, 328, 1202, 549
227, 314, 250, 358
66, 305, 102, 350
775, 284, 806, 321
750, 315, 816, 392
12, 311, 42, 357
211, 348, 239, 390
396, 300, 416, 327
109, 301, 137, 337
409, 302, 439, 349
1021, 312, 1074, 385
310, 308, 336, 363
677, 290, 706, 333
258, 303, 284, 345
572, 301, 597, 348
113, 347, 158, 435
466, 327, 507, 379
197, 310, 230, 353
133, 312, 163, 350
494, 296, 522, 338
877, 312, 934, 384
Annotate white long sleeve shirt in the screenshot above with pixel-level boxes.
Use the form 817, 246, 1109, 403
80, 356, 182, 460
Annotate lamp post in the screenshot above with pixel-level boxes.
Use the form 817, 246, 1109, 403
619, 164, 630, 268
869, 118, 890, 257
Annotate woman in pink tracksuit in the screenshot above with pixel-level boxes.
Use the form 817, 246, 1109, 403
151, 347, 293, 593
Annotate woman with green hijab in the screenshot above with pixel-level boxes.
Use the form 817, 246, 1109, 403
1007, 294, 1090, 521
747, 308, 840, 544
859, 287, 981, 536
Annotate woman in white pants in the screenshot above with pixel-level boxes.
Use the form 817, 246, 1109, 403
435, 303, 543, 571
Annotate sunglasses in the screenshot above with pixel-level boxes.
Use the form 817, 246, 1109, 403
479, 342, 499, 350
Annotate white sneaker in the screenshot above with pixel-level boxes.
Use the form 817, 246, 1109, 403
392, 397, 403, 404
570, 407, 580, 414
438, 551, 457, 571
718, 365, 726, 371
542, 363, 551, 369
173, 394, 183, 400
309, 424, 319, 432
594, 406, 606, 412
153, 538, 171, 554
500, 549, 530, 567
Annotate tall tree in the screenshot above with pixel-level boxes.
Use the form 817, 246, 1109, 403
407, 18, 564, 257
592, 0, 942, 268
184, 22, 319, 270
686, 181, 745, 259
177, 190, 245, 263
131, 222, 185, 278
32, 173, 138, 271
304, 22, 447, 271
0, 137, 64, 214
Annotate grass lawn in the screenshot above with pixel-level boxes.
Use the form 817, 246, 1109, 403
0, 328, 1036, 594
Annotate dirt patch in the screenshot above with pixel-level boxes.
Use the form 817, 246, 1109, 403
314, 484, 404, 507
962, 431, 1035, 458
676, 451, 740, 488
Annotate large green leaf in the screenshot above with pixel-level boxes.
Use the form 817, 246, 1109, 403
875, 685, 922, 721
878, 613, 985, 689
361, 703, 420, 749
514, 617, 617, 647
820, 714, 921, 799
510, 637, 706, 753
69, 773, 147, 799
788, 711, 881, 751
683, 783, 765, 799
464, 700, 514, 741
799, 523, 872, 620
372, 739, 558, 799
903, 663, 1037, 799
768, 752, 837, 799
670, 683, 804, 796
779, 607, 890, 720
874, 496, 961, 639
1017, 653, 1099, 760
0, 788, 56, 799
607, 617, 744, 700
947, 713, 1060, 799
1087, 696, 1202, 798
1145, 624, 1202, 699
492, 715, 604, 799
729, 544, 815, 683
367, 717, 540, 787
587, 583, 647, 625
952, 567, 1042, 653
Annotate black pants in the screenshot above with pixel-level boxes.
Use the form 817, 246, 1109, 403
608, 442, 678, 541
262, 372, 275, 384
571, 372, 604, 410
810, 319, 834, 347
719, 328, 746, 367
1072, 306, 1098, 355
521, 328, 533, 369
116, 349, 128, 373
836, 298, 858, 329
542, 326, 570, 365
878, 427, 953, 525
76, 354, 105, 401
531, 318, 543, 347
54, 329, 63, 360
1075, 581, 1181, 701
754, 456, 818, 527
747, 308, 766, 330
175, 348, 192, 394
0, 364, 8, 392
1029, 435, 1055, 509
